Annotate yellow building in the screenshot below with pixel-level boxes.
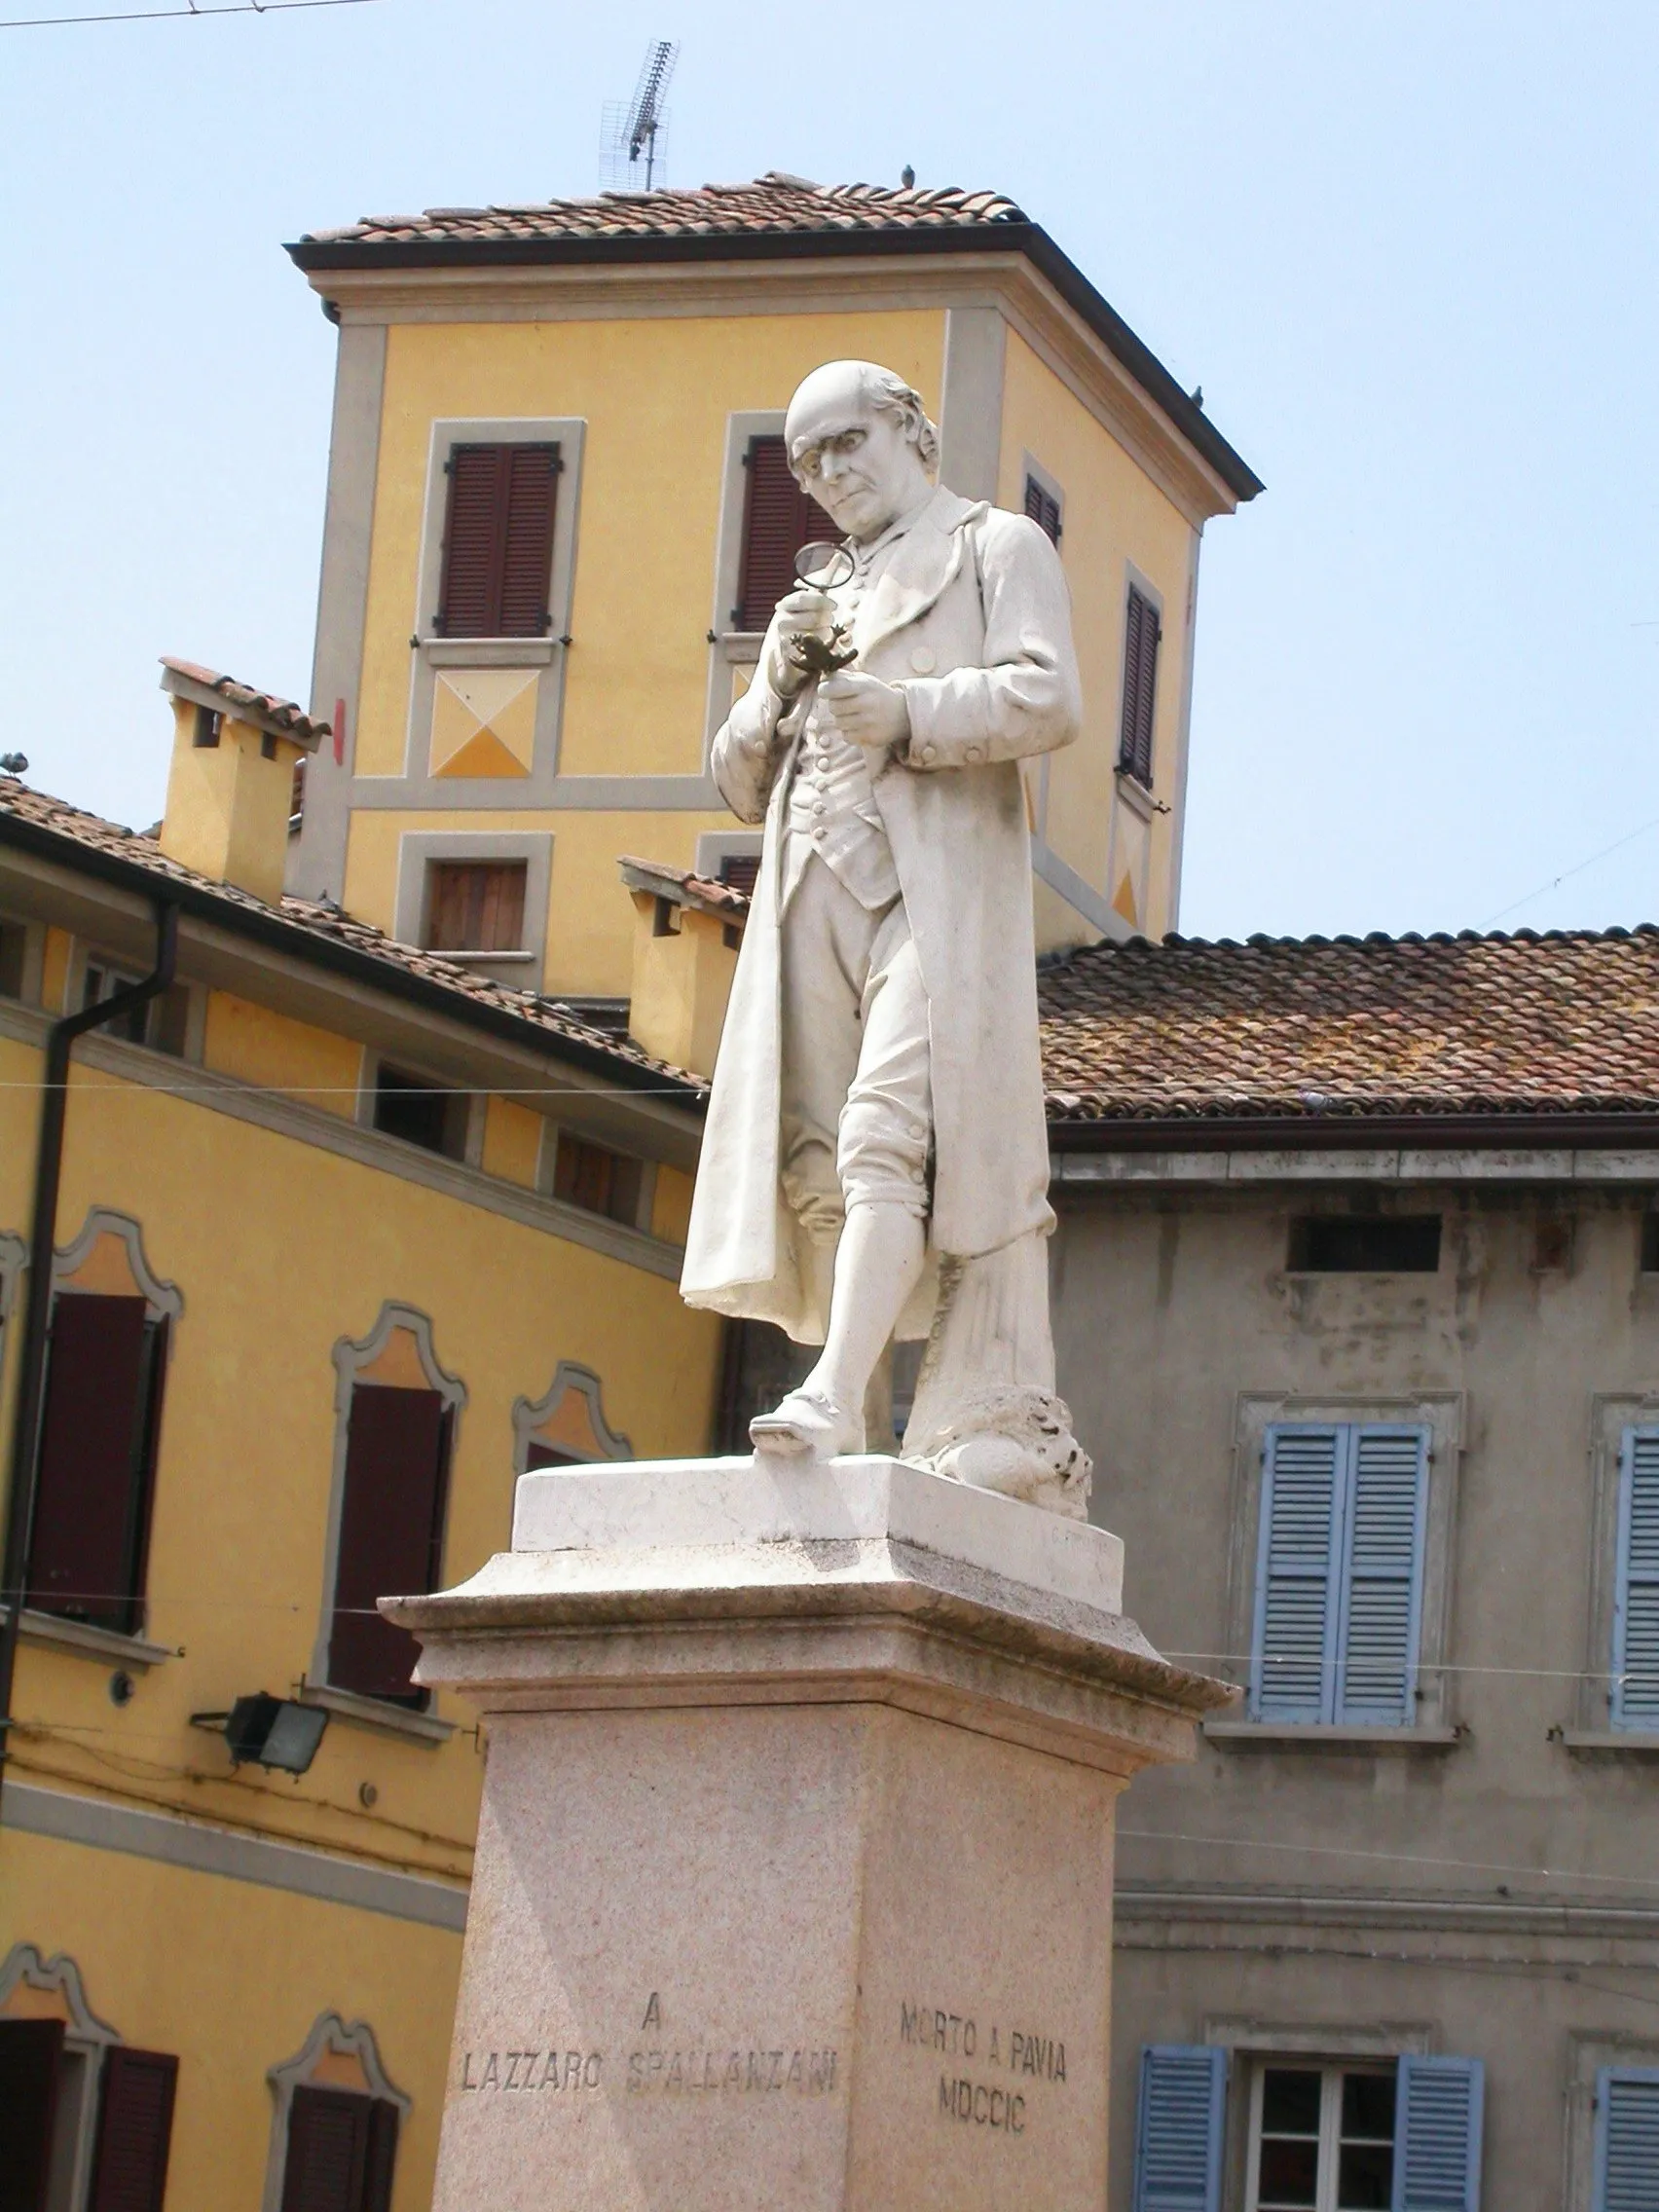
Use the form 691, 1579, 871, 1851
0, 665, 719, 2209
286, 174, 1260, 988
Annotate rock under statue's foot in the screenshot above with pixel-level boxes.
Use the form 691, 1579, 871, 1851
751, 1386, 865, 1461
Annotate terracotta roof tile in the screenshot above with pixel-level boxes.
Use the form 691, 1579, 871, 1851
301, 175, 1024, 249
1038, 930, 1659, 1124
0, 777, 704, 1096
160, 657, 330, 746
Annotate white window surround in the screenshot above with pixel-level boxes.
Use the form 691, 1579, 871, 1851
396, 415, 586, 796
306, 1302, 467, 1735
1216, 1393, 1464, 1739
0, 1942, 122, 2212
0, 910, 46, 1006
262, 2011, 411, 2212
694, 829, 762, 884
391, 829, 554, 982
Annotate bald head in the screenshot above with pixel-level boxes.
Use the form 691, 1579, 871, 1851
784, 360, 940, 543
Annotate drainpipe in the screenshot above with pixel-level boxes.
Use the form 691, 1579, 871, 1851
0, 898, 180, 1819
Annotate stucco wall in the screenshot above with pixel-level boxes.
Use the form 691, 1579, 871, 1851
1050, 1181, 1659, 2206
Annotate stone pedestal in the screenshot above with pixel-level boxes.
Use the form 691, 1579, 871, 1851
386, 1456, 1227, 2211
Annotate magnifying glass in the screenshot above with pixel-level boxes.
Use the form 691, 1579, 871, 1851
794, 540, 855, 592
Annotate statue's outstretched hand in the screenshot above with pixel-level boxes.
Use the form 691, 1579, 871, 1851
821, 671, 910, 752
766, 590, 836, 698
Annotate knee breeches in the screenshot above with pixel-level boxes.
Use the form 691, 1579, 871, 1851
778, 855, 933, 1239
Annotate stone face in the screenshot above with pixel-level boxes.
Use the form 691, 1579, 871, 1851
386, 1456, 1229, 2209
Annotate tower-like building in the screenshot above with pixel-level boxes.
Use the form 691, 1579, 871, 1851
286, 175, 1259, 1001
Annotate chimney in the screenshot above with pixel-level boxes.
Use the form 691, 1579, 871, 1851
158, 659, 325, 905
618, 857, 747, 1080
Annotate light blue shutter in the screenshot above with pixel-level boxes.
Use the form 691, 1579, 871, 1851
1132, 2046, 1225, 2212
1594, 2067, 1659, 2211
1337, 1425, 1429, 1725
1251, 1426, 1344, 1721
1613, 1429, 1659, 1729
1392, 2054, 1484, 2212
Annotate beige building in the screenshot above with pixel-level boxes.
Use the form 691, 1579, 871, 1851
1034, 925, 1659, 2212
283, 174, 1260, 994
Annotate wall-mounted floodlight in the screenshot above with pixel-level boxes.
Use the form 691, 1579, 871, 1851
190, 1694, 328, 1776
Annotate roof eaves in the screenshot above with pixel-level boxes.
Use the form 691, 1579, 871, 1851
285, 217, 1262, 505
0, 805, 703, 1112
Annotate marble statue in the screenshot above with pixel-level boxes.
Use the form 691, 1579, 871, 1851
682, 360, 1090, 1517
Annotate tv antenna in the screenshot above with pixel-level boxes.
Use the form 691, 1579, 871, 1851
601, 39, 679, 193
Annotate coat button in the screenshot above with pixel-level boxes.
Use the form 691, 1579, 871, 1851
919, 744, 938, 764
909, 645, 937, 674
966, 745, 984, 763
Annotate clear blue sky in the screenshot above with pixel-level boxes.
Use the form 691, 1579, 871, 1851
3, 0, 1655, 940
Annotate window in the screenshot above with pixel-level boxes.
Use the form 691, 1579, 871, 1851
28, 1292, 170, 1634
1289, 1215, 1442, 1273
434, 441, 560, 639
553, 1133, 645, 1227
0, 918, 26, 999
733, 435, 833, 633
1641, 1215, 1659, 1273
424, 861, 527, 955
1249, 2064, 1394, 2210
1023, 473, 1062, 546
1119, 583, 1161, 788
1595, 2068, 1659, 2209
193, 704, 221, 748
327, 1380, 454, 1705
1612, 1428, 1659, 1729
81, 961, 192, 1057
371, 1065, 469, 1161
0, 2022, 177, 2212
89, 2046, 179, 2211
1250, 1423, 1429, 1726
280, 2085, 397, 2212
718, 852, 760, 899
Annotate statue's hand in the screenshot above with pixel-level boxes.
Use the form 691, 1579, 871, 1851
821, 671, 910, 752
766, 590, 836, 698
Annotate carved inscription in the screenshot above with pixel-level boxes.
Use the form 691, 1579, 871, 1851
627, 2046, 839, 2096
459, 2049, 603, 2093
899, 2000, 1069, 2139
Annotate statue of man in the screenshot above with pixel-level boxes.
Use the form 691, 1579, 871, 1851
681, 360, 1090, 1516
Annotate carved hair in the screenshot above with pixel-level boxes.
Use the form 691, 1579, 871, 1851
862, 366, 940, 474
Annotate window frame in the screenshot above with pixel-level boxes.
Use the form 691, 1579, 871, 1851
392, 830, 552, 984
308, 1305, 467, 1722
0, 907, 42, 1005
1118, 572, 1163, 792
1580, 1398, 1659, 1735
1021, 453, 1065, 550
361, 1053, 477, 1166
1244, 2057, 1398, 2212
262, 2012, 410, 2212
402, 416, 584, 791
1224, 1394, 1463, 1736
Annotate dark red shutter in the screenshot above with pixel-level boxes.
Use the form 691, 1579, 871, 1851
1119, 586, 1161, 788
88, 2048, 177, 2212
328, 1386, 450, 1703
27, 1296, 165, 1632
280, 2086, 369, 2212
735, 437, 834, 632
362, 2100, 399, 2212
1023, 475, 1062, 546
498, 447, 559, 637
435, 443, 557, 639
0, 2019, 63, 2212
717, 854, 760, 898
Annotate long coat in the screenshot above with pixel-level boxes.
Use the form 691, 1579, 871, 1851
681, 484, 1082, 1342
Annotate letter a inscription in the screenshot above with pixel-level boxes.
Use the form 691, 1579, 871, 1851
643, 1993, 662, 2031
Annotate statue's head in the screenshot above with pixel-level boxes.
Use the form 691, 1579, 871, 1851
784, 360, 940, 542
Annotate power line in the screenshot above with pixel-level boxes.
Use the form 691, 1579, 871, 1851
2, 0, 382, 26
1481, 807, 1659, 929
